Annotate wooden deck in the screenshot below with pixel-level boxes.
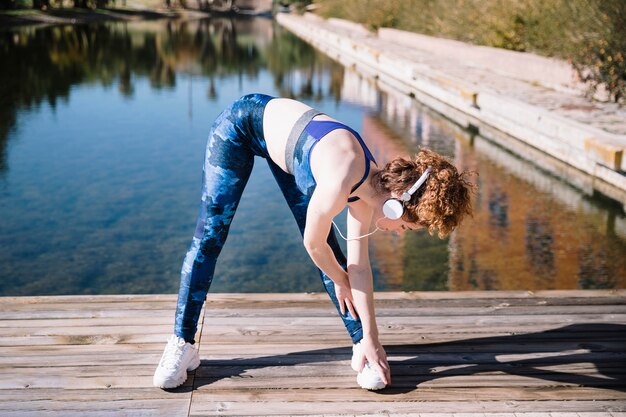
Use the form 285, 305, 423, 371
1, 290, 625, 416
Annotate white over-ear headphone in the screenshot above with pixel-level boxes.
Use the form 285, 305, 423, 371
332, 166, 433, 241
382, 166, 432, 220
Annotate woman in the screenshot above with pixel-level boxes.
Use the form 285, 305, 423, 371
153, 93, 474, 390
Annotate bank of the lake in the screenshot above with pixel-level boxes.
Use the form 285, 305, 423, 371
277, 13, 626, 203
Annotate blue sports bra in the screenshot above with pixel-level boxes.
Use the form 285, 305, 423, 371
304, 120, 377, 202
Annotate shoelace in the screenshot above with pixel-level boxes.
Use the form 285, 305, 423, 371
161, 337, 187, 369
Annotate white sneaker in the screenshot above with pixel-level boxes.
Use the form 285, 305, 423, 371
153, 335, 201, 389
351, 341, 386, 390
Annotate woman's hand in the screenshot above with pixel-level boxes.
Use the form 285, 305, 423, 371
334, 277, 358, 320
354, 336, 391, 385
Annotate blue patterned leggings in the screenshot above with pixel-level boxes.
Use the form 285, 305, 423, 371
174, 94, 363, 345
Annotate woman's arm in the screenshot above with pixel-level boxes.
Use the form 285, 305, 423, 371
346, 202, 391, 385
303, 128, 389, 382
303, 179, 358, 319
346, 202, 375, 335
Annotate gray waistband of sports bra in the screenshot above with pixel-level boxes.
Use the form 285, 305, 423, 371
285, 109, 323, 175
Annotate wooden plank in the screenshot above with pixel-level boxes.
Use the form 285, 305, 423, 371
2, 290, 623, 309
3, 304, 625, 323
0, 298, 624, 319
2, 322, 623, 342
4, 350, 626, 368
0, 343, 169, 357
190, 374, 626, 391
1, 410, 183, 417
188, 351, 626, 366
0, 399, 190, 417
186, 411, 626, 417
0, 388, 189, 401
0, 334, 621, 355
201, 328, 625, 342
203, 295, 626, 308
0, 322, 607, 340
0, 369, 195, 390
193, 362, 626, 378
192, 340, 626, 355
190, 385, 625, 400
1, 353, 164, 367
0, 294, 178, 304
4, 318, 623, 338
189, 396, 625, 415
4, 362, 623, 390
8, 332, 616, 352
196, 305, 626, 317
192, 338, 626, 350
199, 309, 626, 320
0, 309, 177, 320
191, 372, 626, 390
0, 388, 190, 417
0, 333, 172, 346
0, 293, 623, 309
4, 325, 623, 344
201, 290, 626, 300
0, 317, 173, 328
0, 325, 175, 337
0, 301, 178, 313
196, 322, 626, 336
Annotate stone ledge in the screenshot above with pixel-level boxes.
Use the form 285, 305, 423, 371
276, 13, 626, 194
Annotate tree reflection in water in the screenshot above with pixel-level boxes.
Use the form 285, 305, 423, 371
0, 17, 351, 296
0, 17, 343, 178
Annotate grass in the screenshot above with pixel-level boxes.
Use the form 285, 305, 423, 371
314, 0, 626, 103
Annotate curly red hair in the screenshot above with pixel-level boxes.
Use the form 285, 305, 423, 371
371, 148, 475, 238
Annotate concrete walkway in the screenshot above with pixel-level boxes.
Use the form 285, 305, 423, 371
277, 13, 626, 196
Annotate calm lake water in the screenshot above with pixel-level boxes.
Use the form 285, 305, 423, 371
1, 17, 625, 296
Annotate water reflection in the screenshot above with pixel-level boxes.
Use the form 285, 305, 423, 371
0, 17, 341, 177
525, 216, 555, 280
0, 17, 344, 296
354, 73, 625, 291
0, 17, 624, 295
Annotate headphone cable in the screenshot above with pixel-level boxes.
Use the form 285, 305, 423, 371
331, 218, 383, 241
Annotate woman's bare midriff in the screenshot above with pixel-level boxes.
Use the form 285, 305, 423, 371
263, 98, 335, 172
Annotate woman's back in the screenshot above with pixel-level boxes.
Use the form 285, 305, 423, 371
263, 98, 341, 172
